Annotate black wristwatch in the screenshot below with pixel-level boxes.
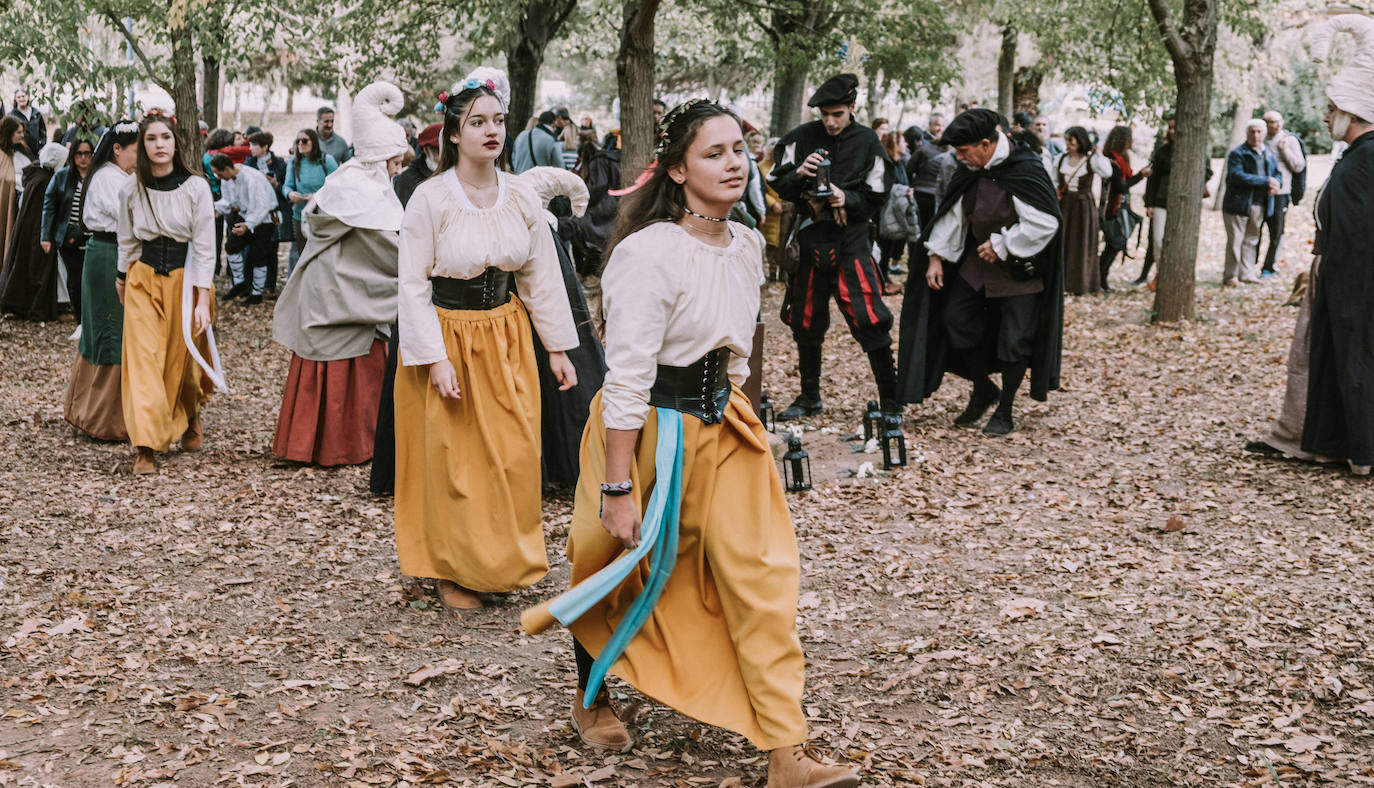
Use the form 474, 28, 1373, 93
600, 480, 632, 497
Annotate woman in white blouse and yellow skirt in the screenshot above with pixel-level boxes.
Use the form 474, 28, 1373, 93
525, 101, 858, 788
394, 74, 578, 611
116, 116, 226, 475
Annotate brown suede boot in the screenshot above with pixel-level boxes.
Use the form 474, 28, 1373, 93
767, 745, 858, 788
133, 447, 157, 475
180, 414, 202, 451
570, 691, 633, 752
435, 580, 482, 611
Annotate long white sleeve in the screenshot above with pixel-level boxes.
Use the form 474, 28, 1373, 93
396, 185, 446, 366
925, 204, 967, 262
988, 197, 1060, 260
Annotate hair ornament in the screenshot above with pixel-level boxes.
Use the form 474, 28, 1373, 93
113, 120, 139, 134
461, 77, 497, 92
652, 98, 708, 159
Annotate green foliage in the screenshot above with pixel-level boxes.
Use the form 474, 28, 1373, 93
1259, 54, 1333, 154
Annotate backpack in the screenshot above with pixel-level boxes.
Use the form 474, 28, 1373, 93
1288, 134, 1308, 206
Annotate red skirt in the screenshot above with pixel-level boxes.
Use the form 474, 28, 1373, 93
273, 340, 388, 466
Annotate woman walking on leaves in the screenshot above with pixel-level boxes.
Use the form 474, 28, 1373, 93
524, 100, 859, 788
64, 122, 139, 442
117, 116, 227, 474
272, 81, 406, 467
393, 73, 579, 612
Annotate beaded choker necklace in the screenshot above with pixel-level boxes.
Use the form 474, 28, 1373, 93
683, 206, 727, 223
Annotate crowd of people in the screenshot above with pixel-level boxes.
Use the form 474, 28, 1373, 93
0, 13, 1371, 783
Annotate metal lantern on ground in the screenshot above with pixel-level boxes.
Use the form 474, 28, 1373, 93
812, 148, 833, 197
862, 399, 882, 442
782, 435, 812, 492
881, 414, 907, 469
759, 392, 776, 432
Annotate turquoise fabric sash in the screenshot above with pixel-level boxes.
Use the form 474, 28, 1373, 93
542, 408, 685, 708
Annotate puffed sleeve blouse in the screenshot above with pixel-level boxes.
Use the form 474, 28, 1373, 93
599, 221, 764, 431
397, 169, 578, 366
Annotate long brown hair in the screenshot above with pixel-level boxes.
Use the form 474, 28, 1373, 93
0, 115, 27, 157
1103, 125, 1133, 156
134, 116, 195, 186
602, 100, 739, 264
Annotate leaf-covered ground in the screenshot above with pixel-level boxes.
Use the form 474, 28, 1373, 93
1, 161, 1370, 787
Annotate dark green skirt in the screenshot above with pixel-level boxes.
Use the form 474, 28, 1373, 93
78, 238, 123, 366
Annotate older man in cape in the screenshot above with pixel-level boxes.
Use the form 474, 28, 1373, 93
896, 108, 1064, 436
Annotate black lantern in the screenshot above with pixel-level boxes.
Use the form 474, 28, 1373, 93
812, 148, 834, 197
782, 435, 812, 492
881, 414, 907, 469
862, 399, 882, 442
759, 392, 776, 432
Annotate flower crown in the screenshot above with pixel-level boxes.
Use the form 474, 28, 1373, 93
653, 98, 708, 158
434, 79, 499, 113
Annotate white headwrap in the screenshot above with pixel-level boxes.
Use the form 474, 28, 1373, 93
1312, 13, 1374, 123
311, 80, 407, 232
39, 142, 68, 171
457, 67, 511, 112
518, 166, 590, 228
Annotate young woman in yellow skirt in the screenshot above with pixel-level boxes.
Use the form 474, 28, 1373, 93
116, 116, 226, 474
525, 101, 858, 788
394, 71, 578, 611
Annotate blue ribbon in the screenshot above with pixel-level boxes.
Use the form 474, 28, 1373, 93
538, 409, 686, 708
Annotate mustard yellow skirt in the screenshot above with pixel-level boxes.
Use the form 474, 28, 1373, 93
393, 296, 547, 592
120, 264, 216, 451
567, 388, 807, 751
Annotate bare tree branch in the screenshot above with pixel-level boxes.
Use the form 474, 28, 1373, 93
1145, 0, 1193, 63
104, 11, 173, 92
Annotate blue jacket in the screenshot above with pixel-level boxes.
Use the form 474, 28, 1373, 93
1223, 142, 1279, 217
41, 165, 80, 244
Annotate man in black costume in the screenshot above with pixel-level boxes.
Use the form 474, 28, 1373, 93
768, 73, 896, 420
896, 108, 1064, 436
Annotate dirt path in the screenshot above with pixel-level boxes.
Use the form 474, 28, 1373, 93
1, 193, 1370, 787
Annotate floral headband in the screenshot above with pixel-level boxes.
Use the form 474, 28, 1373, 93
434, 79, 499, 113
653, 98, 709, 159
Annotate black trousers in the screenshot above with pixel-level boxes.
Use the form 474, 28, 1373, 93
1261, 194, 1290, 273
246, 223, 277, 277
942, 272, 1039, 367
58, 241, 85, 316
782, 224, 894, 351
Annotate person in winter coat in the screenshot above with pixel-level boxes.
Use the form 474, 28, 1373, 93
8, 90, 46, 160
42, 138, 95, 316
877, 130, 917, 287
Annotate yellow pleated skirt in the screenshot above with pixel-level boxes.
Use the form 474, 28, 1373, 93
567, 388, 807, 751
393, 296, 547, 592
120, 264, 216, 452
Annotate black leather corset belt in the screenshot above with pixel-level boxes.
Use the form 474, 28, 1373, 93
648, 346, 733, 424
139, 236, 189, 275
430, 268, 514, 311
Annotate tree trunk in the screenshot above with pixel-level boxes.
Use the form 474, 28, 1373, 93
997, 25, 1016, 120
285, 86, 294, 115
201, 53, 220, 129
505, 47, 543, 137
169, 23, 202, 168
504, 0, 578, 136
1013, 67, 1042, 115
617, 0, 662, 178
1149, 0, 1219, 323
769, 59, 809, 137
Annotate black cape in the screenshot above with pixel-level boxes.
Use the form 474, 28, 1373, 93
530, 224, 607, 487
1302, 130, 1374, 466
0, 164, 60, 321
896, 141, 1065, 405
769, 117, 891, 225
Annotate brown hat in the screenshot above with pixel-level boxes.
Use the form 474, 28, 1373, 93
417, 122, 442, 149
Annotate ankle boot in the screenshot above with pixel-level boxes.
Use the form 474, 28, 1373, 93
571, 690, 633, 752
133, 447, 156, 475
954, 378, 999, 426
767, 745, 859, 788
866, 346, 901, 415
778, 345, 823, 421
984, 359, 1027, 436
180, 414, 203, 451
